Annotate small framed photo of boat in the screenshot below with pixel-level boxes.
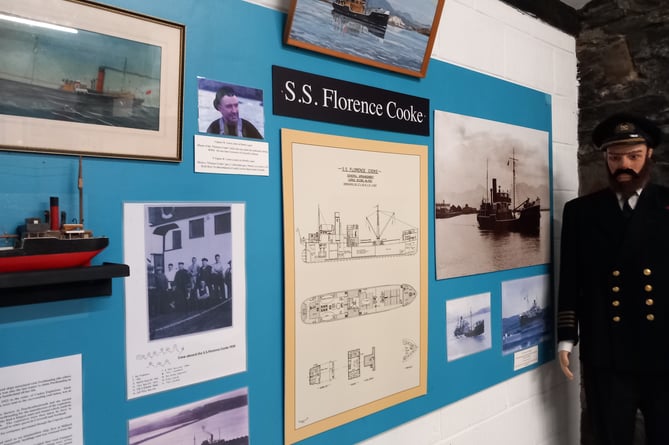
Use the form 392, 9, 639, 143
284, 0, 446, 78
0, 0, 184, 161
281, 128, 428, 443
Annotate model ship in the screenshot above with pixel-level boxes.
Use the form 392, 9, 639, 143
300, 205, 417, 263
0, 158, 108, 273
476, 149, 541, 233
301, 284, 416, 324
332, 0, 390, 28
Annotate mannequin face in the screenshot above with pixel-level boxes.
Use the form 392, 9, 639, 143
605, 143, 653, 196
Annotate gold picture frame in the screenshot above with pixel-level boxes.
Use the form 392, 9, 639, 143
282, 128, 428, 443
0, 0, 184, 161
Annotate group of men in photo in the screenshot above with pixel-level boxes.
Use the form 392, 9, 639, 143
148, 254, 232, 316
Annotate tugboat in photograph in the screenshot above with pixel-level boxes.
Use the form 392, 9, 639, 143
476, 150, 541, 234
454, 309, 485, 338
332, 0, 390, 29
0, 158, 108, 273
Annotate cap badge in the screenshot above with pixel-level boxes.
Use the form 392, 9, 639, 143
615, 122, 635, 134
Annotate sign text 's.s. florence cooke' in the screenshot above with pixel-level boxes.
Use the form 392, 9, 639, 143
272, 66, 429, 136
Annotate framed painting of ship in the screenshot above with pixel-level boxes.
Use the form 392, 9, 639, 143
434, 110, 551, 280
0, 0, 184, 161
281, 128, 428, 444
284, 0, 446, 78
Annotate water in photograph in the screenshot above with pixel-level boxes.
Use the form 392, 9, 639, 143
435, 212, 551, 280
289, 0, 429, 73
502, 315, 551, 355
129, 407, 248, 445
128, 406, 248, 445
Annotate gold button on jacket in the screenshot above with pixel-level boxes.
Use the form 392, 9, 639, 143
647, 314, 655, 321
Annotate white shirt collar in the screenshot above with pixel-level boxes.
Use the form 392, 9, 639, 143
616, 187, 643, 210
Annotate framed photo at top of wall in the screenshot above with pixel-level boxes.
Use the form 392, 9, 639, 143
0, 0, 184, 161
284, 0, 446, 78
282, 128, 428, 444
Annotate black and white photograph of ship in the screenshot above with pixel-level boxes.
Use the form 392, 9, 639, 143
446, 292, 491, 362
301, 283, 416, 324
128, 389, 249, 445
476, 148, 541, 234
502, 274, 553, 356
434, 110, 550, 280
0, 15, 161, 130
299, 205, 417, 263
453, 310, 485, 338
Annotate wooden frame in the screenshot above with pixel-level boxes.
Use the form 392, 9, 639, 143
284, 0, 445, 78
282, 129, 428, 443
0, 0, 184, 161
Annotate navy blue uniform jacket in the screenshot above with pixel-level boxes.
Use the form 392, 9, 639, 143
557, 183, 669, 373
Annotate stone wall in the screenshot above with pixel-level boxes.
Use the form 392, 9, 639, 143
575, 3, 665, 443
577, 0, 669, 194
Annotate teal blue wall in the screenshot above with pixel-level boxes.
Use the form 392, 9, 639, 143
0, 1, 552, 444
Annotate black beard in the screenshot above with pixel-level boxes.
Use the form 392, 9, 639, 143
608, 156, 653, 198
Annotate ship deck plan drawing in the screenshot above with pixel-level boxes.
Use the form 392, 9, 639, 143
281, 129, 427, 444
402, 338, 418, 362
301, 284, 416, 323
300, 205, 417, 262
309, 361, 335, 386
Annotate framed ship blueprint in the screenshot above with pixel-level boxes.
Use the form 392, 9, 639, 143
281, 129, 428, 444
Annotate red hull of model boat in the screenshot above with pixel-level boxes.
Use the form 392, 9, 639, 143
0, 248, 106, 273
0, 236, 109, 273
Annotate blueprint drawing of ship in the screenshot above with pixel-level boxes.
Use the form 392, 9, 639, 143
299, 205, 417, 263
301, 284, 416, 324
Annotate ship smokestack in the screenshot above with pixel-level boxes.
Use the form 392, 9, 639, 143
50, 196, 60, 230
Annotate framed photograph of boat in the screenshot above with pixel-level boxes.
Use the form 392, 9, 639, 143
284, 0, 446, 78
434, 110, 551, 280
0, 0, 184, 161
281, 128, 428, 444
501, 274, 553, 360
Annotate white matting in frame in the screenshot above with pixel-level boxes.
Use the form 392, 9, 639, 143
282, 128, 428, 444
124, 202, 246, 399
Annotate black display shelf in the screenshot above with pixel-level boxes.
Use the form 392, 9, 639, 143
0, 262, 129, 307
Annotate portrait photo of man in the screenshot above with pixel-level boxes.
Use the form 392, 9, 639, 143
197, 77, 264, 139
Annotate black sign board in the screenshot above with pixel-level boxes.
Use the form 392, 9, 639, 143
272, 66, 430, 136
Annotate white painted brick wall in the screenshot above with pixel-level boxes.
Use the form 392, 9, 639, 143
361, 0, 581, 443
247, 0, 581, 443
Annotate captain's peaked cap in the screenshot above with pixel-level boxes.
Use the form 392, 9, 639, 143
592, 112, 662, 150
